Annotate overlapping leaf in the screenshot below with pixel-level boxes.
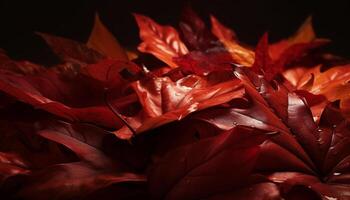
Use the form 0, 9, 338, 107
114, 74, 245, 139
0, 59, 140, 128
0, 7, 350, 200
192, 67, 350, 199
134, 14, 189, 68
2, 120, 146, 200
148, 126, 275, 200
210, 15, 255, 66
179, 7, 221, 51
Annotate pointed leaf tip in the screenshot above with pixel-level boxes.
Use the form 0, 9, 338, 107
87, 13, 128, 60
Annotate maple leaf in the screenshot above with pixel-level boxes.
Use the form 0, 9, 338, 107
1, 7, 350, 200
134, 14, 189, 68
283, 64, 350, 120
148, 126, 276, 200
192, 67, 350, 199
284, 64, 350, 102
251, 31, 328, 81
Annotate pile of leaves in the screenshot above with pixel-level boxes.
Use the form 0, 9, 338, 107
1, 8, 350, 200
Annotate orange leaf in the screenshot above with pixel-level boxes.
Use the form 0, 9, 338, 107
134, 14, 189, 68
283, 64, 350, 120
289, 16, 316, 44
269, 16, 329, 61
113, 75, 244, 139
210, 15, 255, 66
87, 13, 128, 61
284, 64, 350, 102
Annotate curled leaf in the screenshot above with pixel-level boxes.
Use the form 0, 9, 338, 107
134, 14, 188, 68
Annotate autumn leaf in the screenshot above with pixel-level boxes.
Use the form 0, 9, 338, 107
0, 49, 44, 75
179, 7, 222, 51
148, 126, 276, 200
210, 15, 255, 66
37, 32, 105, 64
282, 64, 350, 121
0, 60, 136, 128
284, 64, 350, 102
113, 74, 245, 139
173, 50, 233, 75
7, 120, 146, 200
251, 33, 276, 80
134, 14, 189, 68
87, 13, 128, 61
1, 7, 350, 200
269, 16, 316, 60
192, 67, 350, 199
269, 16, 330, 68
0, 152, 29, 183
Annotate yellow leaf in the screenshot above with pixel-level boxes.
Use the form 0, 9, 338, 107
87, 13, 128, 61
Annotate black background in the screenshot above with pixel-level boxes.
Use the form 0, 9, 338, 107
0, 0, 349, 65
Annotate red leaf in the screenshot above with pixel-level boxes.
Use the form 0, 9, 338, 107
193, 68, 350, 199
0, 59, 143, 128
173, 50, 233, 75
37, 32, 105, 64
0, 152, 29, 182
8, 120, 146, 200
0, 49, 44, 75
81, 59, 142, 88
274, 40, 329, 69
251, 33, 277, 80
148, 126, 275, 199
134, 14, 188, 68
36, 120, 115, 167
179, 7, 221, 51
113, 75, 245, 139
16, 162, 145, 200
268, 172, 348, 199
210, 15, 255, 66
87, 13, 129, 60
206, 183, 280, 200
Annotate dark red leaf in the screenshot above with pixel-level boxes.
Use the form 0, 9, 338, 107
251, 33, 277, 81
37, 32, 105, 64
179, 7, 221, 51
148, 126, 275, 200
7, 120, 146, 200
173, 50, 233, 75
0, 152, 29, 183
